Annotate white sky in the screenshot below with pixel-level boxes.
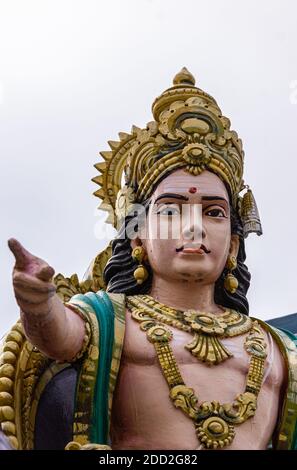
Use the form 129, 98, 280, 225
1, 0, 297, 336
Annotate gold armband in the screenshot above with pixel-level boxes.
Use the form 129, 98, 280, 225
64, 303, 92, 362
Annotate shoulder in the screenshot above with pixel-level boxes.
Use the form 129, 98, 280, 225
249, 318, 290, 387
67, 290, 126, 330
258, 321, 297, 449
256, 319, 297, 395
67, 289, 111, 312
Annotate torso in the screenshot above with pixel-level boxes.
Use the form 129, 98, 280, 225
110, 308, 286, 450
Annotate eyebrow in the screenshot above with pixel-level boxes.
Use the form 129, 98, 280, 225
154, 193, 229, 205
154, 193, 189, 203
201, 196, 229, 204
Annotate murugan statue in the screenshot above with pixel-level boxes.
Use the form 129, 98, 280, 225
1, 68, 297, 450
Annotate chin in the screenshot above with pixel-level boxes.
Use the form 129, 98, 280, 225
172, 259, 220, 281
175, 257, 208, 270
173, 264, 207, 280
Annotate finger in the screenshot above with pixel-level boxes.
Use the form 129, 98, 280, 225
14, 289, 52, 307
14, 287, 54, 306
13, 272, 56, 294
8, 238, 35, 270
36, 265, 55, 282
14, 280, 56, 306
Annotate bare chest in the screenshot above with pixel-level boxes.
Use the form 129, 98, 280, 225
110, 310, 284, 450
122, 310, 272, 394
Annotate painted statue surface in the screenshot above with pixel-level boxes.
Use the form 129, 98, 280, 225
2, 68, 297, 450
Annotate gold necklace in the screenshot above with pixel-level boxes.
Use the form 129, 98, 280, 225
134, 317, 267, 449
127, 295, 252, 365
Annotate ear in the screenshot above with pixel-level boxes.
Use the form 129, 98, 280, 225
229, 234, 240, 259
130, 236, 146, 250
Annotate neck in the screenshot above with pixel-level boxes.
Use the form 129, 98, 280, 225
149, 275, 223, 314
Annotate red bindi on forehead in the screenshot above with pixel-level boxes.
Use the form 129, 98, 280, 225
188, 187, 198, 194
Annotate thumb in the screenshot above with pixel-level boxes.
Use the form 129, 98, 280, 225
36, 264, 55, 282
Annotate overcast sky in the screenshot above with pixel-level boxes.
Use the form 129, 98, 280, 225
1, 0, 297, 336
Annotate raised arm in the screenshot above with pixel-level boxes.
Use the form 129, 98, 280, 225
8, 238, 85, 362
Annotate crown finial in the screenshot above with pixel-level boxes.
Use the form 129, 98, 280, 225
173, 67, 196, 86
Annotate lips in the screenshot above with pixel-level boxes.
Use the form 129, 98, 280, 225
176, 244, 210, 254
182, 247, 205, 254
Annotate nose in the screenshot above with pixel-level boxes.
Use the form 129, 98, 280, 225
182, 204, 205, 243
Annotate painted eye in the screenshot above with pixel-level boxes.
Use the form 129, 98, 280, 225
157, 205, 180, 216
205, 208, 226, 218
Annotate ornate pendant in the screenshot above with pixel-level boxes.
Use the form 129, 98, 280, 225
183, 311, 233, 365
195, 417, 235, 449
185, 333, 232, 365
169, 385, 236, 449
127, 296, 253, 366
170, 384, 258, 449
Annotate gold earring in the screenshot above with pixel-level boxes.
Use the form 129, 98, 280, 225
132, 246, 148, 285
224, 255, 238, 294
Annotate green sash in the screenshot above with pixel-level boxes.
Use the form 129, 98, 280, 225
68, 290, 125, 446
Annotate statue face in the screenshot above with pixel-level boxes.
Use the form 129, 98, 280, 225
139, 169, 237, 285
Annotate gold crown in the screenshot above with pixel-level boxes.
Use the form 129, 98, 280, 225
92, 68, 262, 237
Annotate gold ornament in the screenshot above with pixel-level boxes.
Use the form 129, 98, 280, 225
181, 143, 211, 175
127, 295, 252, 365
136, 317, 267, 450
226, 255, 237, 271
92, 67, 262, 237
224, 255, 239, 294
131, 246, 148, 285
224, 274, 238, 294
241, 187, 263, 238
65, 441, 112, 451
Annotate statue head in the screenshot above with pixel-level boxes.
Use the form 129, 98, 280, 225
136, 168, 239, 287
103, 166, 250, 314
95, 68, 261, 314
